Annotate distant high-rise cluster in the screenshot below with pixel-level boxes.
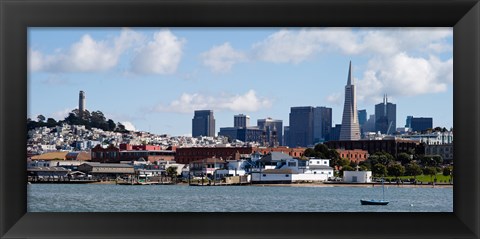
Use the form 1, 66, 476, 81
339, 62, 361, 141
287, 106, 332, 147
219, 115, 282, 147
375, 94, 396, 135
192, 110, 215, 137
188, 61, 441, 144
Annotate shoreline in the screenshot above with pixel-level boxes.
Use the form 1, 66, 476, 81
71, 181, 453, 188
253, 182, 453, 188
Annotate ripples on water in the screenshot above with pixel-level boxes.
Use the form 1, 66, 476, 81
27, 184, 453, 212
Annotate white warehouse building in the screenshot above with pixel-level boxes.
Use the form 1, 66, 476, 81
343, 171, 372, 183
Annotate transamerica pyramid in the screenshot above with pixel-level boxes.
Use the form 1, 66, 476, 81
339, 61, 361, 140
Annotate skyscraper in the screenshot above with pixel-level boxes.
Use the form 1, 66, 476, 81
375, 94, 396, 134
192, 110, 215, 137
257, 117, 283, 146
234, 114, 250, 128
410, 117, 433, 132
288, 106, 314, 147
313, 106, 332, 143
339, 62, 361, 141
358, 109, 367, 136
79, 90, 86, 118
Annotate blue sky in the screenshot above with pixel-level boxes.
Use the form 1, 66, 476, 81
28, 28, 453, 136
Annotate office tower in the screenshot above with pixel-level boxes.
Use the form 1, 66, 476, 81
410, 117, 433, 132
257, 117, 283, 146
357, 109, 367, 136
192, 110, 215, 137
364, 114, 376, 132
358, 109, 367, 126
313, 107, 332, 143
330, 124, 342, 141
283, 126, 290, 147
375, 94, 397, 134
405, 116, 413, 128
79, 90, 86, 118
288, 106, 314, 147
339, 62, 361, 140
234, 114, 250, 128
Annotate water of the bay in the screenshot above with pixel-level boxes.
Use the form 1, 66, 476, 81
27, 184, 452, 212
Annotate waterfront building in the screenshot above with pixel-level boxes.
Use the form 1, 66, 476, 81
90, 144, 175, 163
339, 62, 361, 140
251, 158, 333, 183
313, 107, 332, 144
343, 171, 372, 183
425, 143, 453, 163
288, 106, 314, 147
175, 147, 253, 164
253, 146, 306, 159
325, 139, 423, 158
336, 149, 369, 164
30, 151, 69, 161
375, 94, 397, 135
398, 131, 453, 145
192, 110, 216, 137
410, 117, 433, 132
188, 158, 227, 177
78, 162, 135, 178
234, 114, 250, 128
257, 117, 283, 146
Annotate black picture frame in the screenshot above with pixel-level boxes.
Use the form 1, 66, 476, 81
1, 0, 479, 238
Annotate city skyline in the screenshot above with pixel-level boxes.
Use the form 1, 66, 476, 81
28, 28, 453, 136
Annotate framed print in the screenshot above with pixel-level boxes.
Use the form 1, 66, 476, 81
1, 0, 479, 238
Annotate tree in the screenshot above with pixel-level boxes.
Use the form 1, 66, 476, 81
387, 164, 405, 179
405, 163, 422, 179
107, 119, 116, 131
420, 155, 442, 167
46, 118, 57, 127
337, 158, 350, 168
397, 152, 412, 166
304, 148, 317, 157
372, 163, 387, 177
443, 166, 453, 183
423, 167, 437, 183
37, 114, 46, 122
358, 160, 371, 171
340, 165, 354, 177
166, 166, 178, 183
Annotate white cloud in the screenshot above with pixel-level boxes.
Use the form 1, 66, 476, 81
252, 28, 452, 64
52, 107, 74, 120
130, 30, 185, 74
29, 28, 144, 73
349, 53, 452, 104
152, 90, 272, 113
201, 42, 246, 73
325, 92, 343, 106
121, 121, 136, 131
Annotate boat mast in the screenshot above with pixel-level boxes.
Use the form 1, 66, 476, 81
382, 178, 385, 201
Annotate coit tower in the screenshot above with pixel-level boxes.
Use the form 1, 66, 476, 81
339, 61, 361, 140
79, 90, 86, 117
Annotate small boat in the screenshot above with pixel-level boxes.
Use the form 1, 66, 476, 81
361, 178, 389, 206
360, 199, 389, 205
